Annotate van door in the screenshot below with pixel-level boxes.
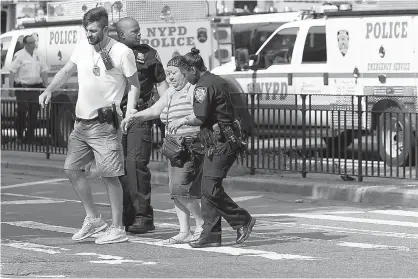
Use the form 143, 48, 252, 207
0, 35, 13, 91
45, 26, 81, 74
324, 17, 364, 133
293, 24, 330, 129
231, 26, 299, 129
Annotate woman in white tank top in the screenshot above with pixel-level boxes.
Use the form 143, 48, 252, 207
121, 56, 204, 244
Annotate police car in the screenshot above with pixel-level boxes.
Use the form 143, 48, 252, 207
212, 3, 418, 167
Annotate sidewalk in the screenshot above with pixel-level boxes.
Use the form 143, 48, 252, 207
2, 150, 418, 207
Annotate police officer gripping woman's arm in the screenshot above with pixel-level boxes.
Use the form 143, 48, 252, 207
115, 17, 169, 234
174, 47, 256, 248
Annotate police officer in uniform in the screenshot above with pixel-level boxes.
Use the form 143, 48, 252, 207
116, 17, 169, 233
172, 47, 256, 248
9, 35, 48, 143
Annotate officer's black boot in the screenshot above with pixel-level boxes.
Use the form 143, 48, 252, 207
122, 209, 136, 232
189, 233, 221, 248
236, 217, 256, 244
129, 216, 155, 234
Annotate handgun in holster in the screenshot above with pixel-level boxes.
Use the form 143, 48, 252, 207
198, 127, 216, 148
97, 104, 119, 129
198, 127, 217, 160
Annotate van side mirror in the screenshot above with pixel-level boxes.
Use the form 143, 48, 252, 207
234, 48, 249, 71
249, 54, 260, 71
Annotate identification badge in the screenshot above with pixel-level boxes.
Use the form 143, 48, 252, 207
136, 53, 145, 64
92, 66, 100, 76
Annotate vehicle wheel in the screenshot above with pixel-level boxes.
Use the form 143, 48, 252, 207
324, 130, 355, 158
377, 106, 414, 167
54, 105, 75, 147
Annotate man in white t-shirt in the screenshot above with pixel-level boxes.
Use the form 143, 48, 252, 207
39, 7, 141, 245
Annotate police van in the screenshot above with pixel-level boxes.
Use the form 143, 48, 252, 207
212, 4, 418, 167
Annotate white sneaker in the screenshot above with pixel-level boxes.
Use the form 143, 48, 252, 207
72, 215, 108, 241
95, 226, 129, 244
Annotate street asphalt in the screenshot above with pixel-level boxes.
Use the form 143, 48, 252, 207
1, 168, 418, 278
2, 150, 418, 207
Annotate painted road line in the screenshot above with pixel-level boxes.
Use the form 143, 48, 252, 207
1, 238, 157, 266
2, 193, 75, 203
128, 237, 322, 261
276, 222, 418, 240
2, 192, 261, 212
326, 210, 418, 217
75, 253, 157, 265
1, 199, 67, 205
2, 179, 68, 189
252, 213, 418, 228
1, 193, 109, 207
233, 195, 264, 202
370, 210, 418, 218
2, 239, 69, 254
337, 242, 410, 252
2, 221, 78, 234
33, 276, 67, 278
2, 221, 322, 261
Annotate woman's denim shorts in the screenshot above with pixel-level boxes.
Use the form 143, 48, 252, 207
168, 147, 204, 199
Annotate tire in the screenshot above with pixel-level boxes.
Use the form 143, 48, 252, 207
324, 130, 356, 158
54, 105, 75, 147
377, 106, 414, 167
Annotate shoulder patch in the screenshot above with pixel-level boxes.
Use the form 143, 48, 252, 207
194, 87, 207, 103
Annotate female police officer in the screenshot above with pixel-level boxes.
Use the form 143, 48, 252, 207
170, 47, 256, 248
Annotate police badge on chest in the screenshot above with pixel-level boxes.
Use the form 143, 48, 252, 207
136, 52, 145, 64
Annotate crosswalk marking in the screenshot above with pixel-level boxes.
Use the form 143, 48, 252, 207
337, 242, 410, 252
2, 239, 68, 255
252, 213, 418, 228
1, 221, 322, 261
1, 179, 68, 189
370, 210, 418, 218
278, 223, 418, 240
1, 199, 66, 205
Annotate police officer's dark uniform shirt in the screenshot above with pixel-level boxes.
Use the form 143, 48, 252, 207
193, 72, 235, 129
121, 44, 166, 108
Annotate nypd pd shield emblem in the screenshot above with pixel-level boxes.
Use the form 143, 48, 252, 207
136, 52, 145, 64
197, 28, 208, 43
194, 87, 207, 103
337, 30, 349, 56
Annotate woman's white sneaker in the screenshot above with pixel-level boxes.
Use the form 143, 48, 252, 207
72, 215, 108, 241
95, 226, 129, 244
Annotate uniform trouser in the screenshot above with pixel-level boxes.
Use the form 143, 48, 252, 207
14, 83, 43, 140
201, 140, 251, 238
119, 120, 153, 220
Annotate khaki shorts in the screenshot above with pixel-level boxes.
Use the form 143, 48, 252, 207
64, 120, 124, 177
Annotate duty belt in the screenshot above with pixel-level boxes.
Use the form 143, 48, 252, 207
200, 120, 248, 160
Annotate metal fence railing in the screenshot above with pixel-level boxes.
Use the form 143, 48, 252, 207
2, 91, 417, 180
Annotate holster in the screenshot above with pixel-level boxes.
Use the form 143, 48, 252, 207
198, 128, 216, 148
219, 120, 249, 159
97, 104, 119, 129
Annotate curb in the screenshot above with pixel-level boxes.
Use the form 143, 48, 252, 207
2, 161, 418, 207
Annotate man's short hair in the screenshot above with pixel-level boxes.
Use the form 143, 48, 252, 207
82, 7, 109, 29
22, 35, 33, 44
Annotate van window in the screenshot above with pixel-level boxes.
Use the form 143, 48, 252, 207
259, 27, 298, 69
302, 26, 326, 63
0, 36, 12, 69
14, 35, 24, 55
